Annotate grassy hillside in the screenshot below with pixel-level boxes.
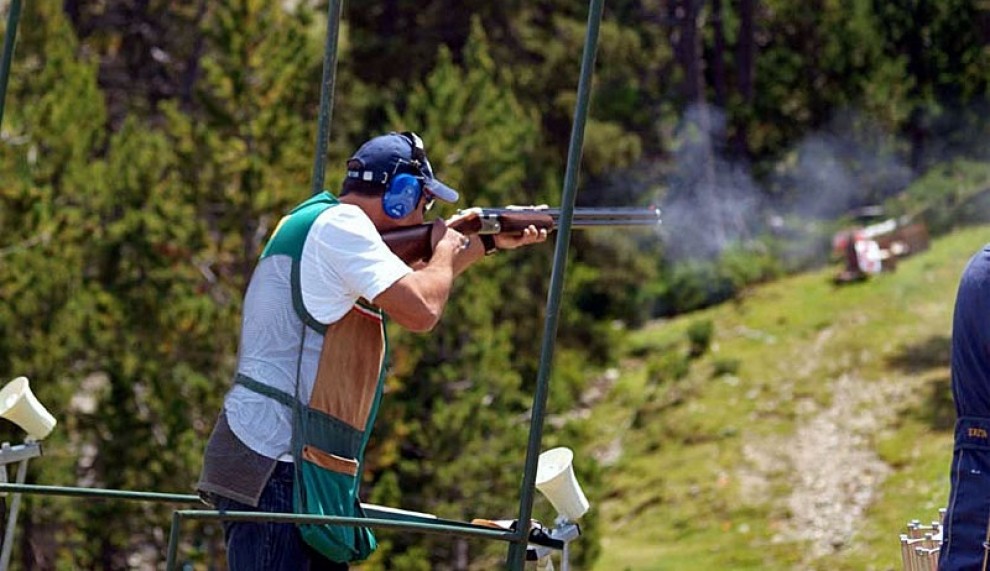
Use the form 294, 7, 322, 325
588, 225, 989, 571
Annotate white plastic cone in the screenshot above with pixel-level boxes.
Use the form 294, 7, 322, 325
535, 447, 590, 521
0, 377, 56, 441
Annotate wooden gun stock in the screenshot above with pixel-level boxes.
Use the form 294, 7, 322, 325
380, 224, 437, 264
381, 212, 487, 264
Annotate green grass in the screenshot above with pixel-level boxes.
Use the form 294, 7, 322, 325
589, 225, 987, 570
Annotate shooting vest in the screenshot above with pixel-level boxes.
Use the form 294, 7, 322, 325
199, 192, 387, 563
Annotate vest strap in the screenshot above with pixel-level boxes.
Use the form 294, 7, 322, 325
235, 373, 365, 459
235, 373, 295, 408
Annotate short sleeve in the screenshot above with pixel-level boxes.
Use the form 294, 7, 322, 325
300, 205, 412, 324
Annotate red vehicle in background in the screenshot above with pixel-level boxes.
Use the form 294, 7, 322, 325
832, 206, 930, 284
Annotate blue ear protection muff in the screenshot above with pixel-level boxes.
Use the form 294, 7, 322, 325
382, 172, 424, 219
381, 132, 428, 219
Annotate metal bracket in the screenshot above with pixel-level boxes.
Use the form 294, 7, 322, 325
0, 441, 42, 571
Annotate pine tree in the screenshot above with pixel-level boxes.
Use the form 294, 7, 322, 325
0, 1, 325, 566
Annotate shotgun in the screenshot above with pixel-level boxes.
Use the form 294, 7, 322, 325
382, 205, 661, 263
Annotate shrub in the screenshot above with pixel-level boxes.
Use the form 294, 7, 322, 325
686, 319, 715, 359
712, 357, 741, 378
646, 351, 691, 386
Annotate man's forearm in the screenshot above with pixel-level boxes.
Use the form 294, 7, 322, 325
374, 238, 470, 331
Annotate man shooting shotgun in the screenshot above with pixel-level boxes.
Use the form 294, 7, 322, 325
197, 132, 549, 570
383, 205, 662, 263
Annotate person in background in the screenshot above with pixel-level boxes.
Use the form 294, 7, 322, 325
196, 131, 547, 570
939, 244, 990, 571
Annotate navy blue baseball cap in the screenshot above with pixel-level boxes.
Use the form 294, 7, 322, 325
345, 132, 460, 203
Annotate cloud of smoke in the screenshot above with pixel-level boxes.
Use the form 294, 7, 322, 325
769, 109, 914, 220
597, 101, 988, 266
659, 103, 765, 262
653, 104, 930, 264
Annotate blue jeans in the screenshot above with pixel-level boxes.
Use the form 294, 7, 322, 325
939, 418, 990, 570
216, 462, 348, 571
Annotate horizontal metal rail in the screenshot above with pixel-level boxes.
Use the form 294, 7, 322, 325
0, 482, 199, 504
0, 482, 492, 522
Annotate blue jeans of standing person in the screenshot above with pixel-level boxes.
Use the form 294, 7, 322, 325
216, 462, 348, 571
939, 418, 990, 570
939, 245, 990, 571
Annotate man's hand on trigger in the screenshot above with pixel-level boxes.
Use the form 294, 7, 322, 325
428, 218, 448, 252
494, 225, 549, 250
434, 225, 470, 257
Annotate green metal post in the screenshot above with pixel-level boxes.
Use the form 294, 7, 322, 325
0, 0, 23, 131
505, 0, 605, 568
310, 0, 343, 196
165, 511, 182, 571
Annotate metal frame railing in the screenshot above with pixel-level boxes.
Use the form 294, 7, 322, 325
0, 481, 558, 568
0, 483, 518, 559
0, 0, 606, 568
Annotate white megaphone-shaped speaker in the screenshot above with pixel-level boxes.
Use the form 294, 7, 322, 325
535, 447, 590, 522
0, 377, 56, 441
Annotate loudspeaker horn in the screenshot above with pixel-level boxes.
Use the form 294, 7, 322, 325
535, 447, 590, 521
0, 377, 56, 441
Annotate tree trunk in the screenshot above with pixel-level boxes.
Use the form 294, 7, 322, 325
733, 0, 757, 157
667, 0, 707, 103
453, 537, 469, 570
711, 0, 728, 108
180, 0, 209, 112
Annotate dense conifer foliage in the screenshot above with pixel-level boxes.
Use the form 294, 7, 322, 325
0, 1, 987, 568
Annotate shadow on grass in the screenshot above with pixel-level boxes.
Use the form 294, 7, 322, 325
912, 375, 956, 432
885, 335, 951, 373
886, 335, 955, 432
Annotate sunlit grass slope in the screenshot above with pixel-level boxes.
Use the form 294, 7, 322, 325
590, 225, 988, 571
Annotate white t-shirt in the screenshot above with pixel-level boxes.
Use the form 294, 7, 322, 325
300, 204, 412, 320
224, 203, 411, 460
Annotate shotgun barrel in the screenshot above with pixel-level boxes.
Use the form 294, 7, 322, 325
460, 206, 662, 233
381, 205, 661, 263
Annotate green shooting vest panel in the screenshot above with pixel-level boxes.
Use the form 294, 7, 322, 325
245, 192, 389, 562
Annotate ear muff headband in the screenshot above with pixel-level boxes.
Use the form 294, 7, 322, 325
400, 131, 427, 164
382, 172, 423, 219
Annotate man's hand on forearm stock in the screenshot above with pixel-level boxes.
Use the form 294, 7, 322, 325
492, 225, 549, 250
443, 210, 549, 251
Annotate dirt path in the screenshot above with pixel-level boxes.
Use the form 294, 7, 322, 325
741, 369, 909, 563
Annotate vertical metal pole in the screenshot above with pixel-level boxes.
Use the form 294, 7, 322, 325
0, 464, 7, 571
505, 0, 605, 568
165, 511, 182, 571
0, 0, 24, 131
309, 0, 343, 196
0, 458, 30, 571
